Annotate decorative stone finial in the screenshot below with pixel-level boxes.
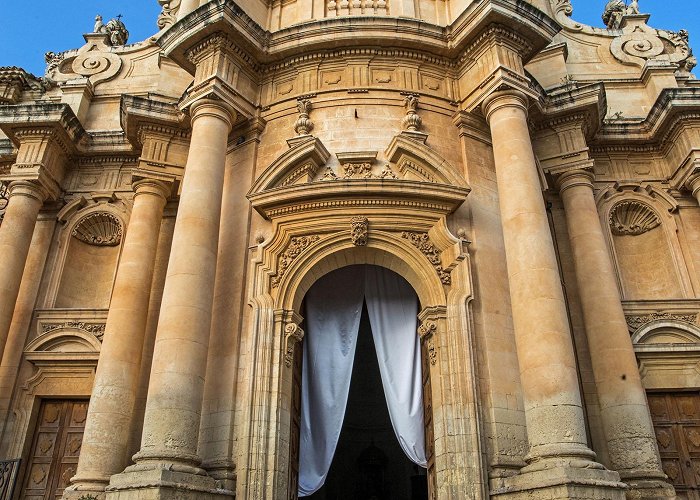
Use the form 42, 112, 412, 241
92, 14, 129, 46
294, 99, 313, 136
402, 95, 422, 132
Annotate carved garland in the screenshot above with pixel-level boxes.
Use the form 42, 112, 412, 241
609, 201, 660, 236
625, 312, 698, 332
42, 321, 106, 341
72, 212, 123, 246
271, 235, 321, 288
401, 231, 451, 285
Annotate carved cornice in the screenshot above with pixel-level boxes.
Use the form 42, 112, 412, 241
0, 104, 83, 154
42, 321, 106, 342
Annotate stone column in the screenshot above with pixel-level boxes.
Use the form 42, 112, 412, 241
557, 169, 674, 497
0, 181, 47, 357
482, 90, 623, 497
64, 179, 171, 499
107, 98, 235, 500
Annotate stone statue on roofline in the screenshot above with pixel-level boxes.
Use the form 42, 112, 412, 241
603, 0, 641, 29
92, 14, 130, 46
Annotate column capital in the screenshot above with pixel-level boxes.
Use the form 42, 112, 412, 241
686, 170, 700, 199
554, 168, 595, 194
132, 178, 173, 202
481, 89, 529, 123
7, 180, 50, 203
189, 98, 236, 131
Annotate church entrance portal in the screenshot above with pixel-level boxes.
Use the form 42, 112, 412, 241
293, 266, 433, 499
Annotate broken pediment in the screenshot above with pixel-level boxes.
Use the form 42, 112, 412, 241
248, 134, 470, 220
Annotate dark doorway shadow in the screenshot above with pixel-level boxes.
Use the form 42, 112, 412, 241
304, 302, 428, 500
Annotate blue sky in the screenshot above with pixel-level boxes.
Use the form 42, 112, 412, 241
0, 1, 697, 76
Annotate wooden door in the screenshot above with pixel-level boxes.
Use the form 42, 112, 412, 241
289, 342, 303, 500
648, 392, 700, 499
421, 341, 436, 500
21, 400, 89, 500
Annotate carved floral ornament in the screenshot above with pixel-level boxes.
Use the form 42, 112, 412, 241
351, 217, 368, 246
608, 201, 660, 236
72, 212, 123, 246
401, 231, 451, 285
626, 312, 698, 332
271, 235, 321, 288
418, 320, 438, 365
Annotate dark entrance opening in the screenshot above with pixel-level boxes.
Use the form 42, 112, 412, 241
305, 302, 428, 500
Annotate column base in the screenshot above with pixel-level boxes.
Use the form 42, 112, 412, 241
62, 477, 109, 500
105, 466, 234, 500
623, 478, 676, 499
491, 466, 627, 500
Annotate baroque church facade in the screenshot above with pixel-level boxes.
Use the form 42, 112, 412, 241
0, 0, 699, 498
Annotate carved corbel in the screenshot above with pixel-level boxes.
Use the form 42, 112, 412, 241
418, 320, 438, 366
284, 323, 305, 367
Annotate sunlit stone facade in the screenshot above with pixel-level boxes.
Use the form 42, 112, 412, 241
0, 0, 698, 498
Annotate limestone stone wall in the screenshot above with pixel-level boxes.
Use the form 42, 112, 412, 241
0, 1, 698, 499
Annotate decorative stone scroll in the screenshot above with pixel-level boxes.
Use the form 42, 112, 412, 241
401, 231, 451, 285
271, 235, 321, 288
351, 217, 368, 246
157, 0, 181, 29
42, 321, 106, 341
609, 201, 660, 236
626, 312, 698, 332
72, 212, 123, 246
418, 320, 438, 365
284, 323, 305, 367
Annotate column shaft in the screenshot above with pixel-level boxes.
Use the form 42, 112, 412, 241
133, 100, 233, 468
0, 182, 46, 357
482, 91, 594, 466
65, 180, 169, 495
558, 171, 672, 494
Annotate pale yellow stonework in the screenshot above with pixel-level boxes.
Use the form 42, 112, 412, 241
0, 0, 698, 499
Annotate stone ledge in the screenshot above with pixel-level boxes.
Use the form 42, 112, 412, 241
491, 466, 627, 500
105, 467, 234, 500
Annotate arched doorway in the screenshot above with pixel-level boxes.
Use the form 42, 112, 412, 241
293, 265, 433, 499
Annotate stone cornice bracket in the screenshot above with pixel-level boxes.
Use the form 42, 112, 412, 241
121, 94, 190, 192
294, 99, 313, 136
0, 103, 84, 201
458, 24, 543, 112
178, 33, 252, 126
283, 323, 305, 368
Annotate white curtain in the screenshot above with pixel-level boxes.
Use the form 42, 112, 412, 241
298, 267, 365, 497
298, 265, 427, 497
364, 266, 427, 467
